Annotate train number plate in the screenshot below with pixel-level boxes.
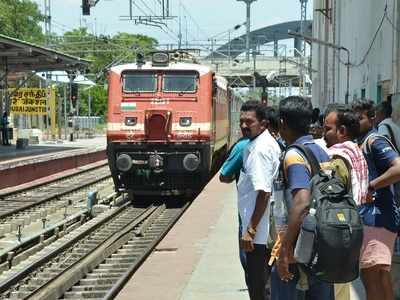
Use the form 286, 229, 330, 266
151, 98, 170, 105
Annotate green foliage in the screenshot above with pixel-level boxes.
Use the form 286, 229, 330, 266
53, 28, 158, 78
77, 85, 108, 118
0, 0, 45, 42
0, 1, 158, 119
51, 29, 158, 119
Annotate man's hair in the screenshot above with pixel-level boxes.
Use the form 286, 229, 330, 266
312, 108, 320, 124
266, 106, 280, 132
376, 101, 392, 118
352, 99, 375, 118
325, 103, 360, 139
240, 100, 266, 122
279, 96, 313, 135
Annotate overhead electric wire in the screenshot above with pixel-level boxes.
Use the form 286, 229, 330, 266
350, 4, 387, 67
179, 2, 208, 40
332, 3, 387, 69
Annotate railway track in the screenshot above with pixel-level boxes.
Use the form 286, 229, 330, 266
0, 164, 112, 237
0, 199, 189, 300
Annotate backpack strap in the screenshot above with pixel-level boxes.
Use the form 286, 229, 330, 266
362, 133, 399, 155
379, 123, 399, 153
289, 143, 321, 176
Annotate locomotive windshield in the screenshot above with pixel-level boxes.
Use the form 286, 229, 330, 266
163, 72, 198, 93
123, 73, 157, 93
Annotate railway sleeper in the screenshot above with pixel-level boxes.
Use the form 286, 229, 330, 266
78, 278, 119, 286
71, 285, 111, 292
62, 291, 106, 299
82, 269, 126, 280
104, 257, 136, 264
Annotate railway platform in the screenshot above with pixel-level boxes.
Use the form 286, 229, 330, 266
0, 136, 107, 190
115, 174, 369, 300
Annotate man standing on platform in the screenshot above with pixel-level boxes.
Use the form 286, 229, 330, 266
2, 112, 10, 146
237, 101, 281, 300
352, 100, 400, 300
275, 96, 334, 300
219, 101, 252, 288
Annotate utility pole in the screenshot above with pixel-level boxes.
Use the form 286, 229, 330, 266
44, 0, 51, 44
44, 0, 52, 138
236, 0, 257, 62
299, 0, 308, 56
299, 0, 308, 95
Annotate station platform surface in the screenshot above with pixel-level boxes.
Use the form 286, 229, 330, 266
0, 136, 106, 164
0, 136, 107, 189
115, 175, 248, 300
115, 174, 368, 300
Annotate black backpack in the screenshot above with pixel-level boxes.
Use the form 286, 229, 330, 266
291, 144, 364, 283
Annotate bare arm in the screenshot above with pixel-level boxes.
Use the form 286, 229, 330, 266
370, 157, 400, 189
219, 173, 235, 183
281, 189, 310, 251
277, 188, 310, 281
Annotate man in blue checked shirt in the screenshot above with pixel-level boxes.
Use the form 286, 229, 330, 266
219, 102, 252, 289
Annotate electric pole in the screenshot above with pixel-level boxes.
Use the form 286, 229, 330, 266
237, 0, 257, 62
299, 0, 308, 95
44, 0, 51, 45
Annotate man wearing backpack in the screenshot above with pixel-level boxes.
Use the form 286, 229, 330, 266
274, 96, 334, 300
323, 104, 369, 300
376, 100, 400, 152
352, 99, 400, 300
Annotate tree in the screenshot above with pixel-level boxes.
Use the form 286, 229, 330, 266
53, 29, 158, 118
0, 0, 45, 43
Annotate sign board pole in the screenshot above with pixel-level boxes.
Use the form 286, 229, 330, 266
50, 87, 56, 138
64, 84, 67, 140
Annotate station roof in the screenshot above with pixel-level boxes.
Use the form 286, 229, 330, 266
211, 20, 313, 59
0, 34, 90, 73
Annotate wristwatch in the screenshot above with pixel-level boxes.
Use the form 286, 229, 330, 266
247, 226, 257, 237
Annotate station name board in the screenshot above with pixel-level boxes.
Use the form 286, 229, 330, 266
10, 88, 54, 115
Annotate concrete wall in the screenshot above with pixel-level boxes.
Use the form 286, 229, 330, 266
312, 0, 400, 113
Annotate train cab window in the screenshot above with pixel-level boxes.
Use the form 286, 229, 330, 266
163, 73, 198, 93
123, 73, 157, 93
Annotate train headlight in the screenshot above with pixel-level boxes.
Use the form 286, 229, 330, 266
116, 154, 133, 172
179, 117, 192, 127
149, 154, 164, 170
183, 153, 200, 172
125, 117, 137, 126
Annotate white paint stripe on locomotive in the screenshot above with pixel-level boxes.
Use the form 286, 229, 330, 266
107, 123, 145, 131
171, 122, 211, 131
107, 122, 211, 131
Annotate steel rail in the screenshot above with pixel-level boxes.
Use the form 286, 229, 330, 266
0, 169, 111, 220
0, 161, 108, 199
0, 200, 138, 295
103, 201, 191, 300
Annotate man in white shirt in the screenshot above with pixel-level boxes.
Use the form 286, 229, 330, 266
376, 100, 400, 151
237, 102, 281, 300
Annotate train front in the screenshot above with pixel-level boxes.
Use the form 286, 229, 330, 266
107, 52, 214, 196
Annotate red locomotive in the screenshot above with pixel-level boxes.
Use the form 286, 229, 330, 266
106, 51, 236, 196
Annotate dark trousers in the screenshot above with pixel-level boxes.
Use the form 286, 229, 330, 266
270, 264, 334, 300
246, 243, 271, 300
1, 128, 8, 145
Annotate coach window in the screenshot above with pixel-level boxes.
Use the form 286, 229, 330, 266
163, 72, 198, 93
123, 72, 157, 93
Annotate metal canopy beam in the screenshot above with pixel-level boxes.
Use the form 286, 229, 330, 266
0, 34, 90, 73
0, 34, 90, 116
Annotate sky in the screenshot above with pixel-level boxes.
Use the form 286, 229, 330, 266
32, 0, 314, 45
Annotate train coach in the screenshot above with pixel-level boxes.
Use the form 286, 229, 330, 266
106, 51, 238, 196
